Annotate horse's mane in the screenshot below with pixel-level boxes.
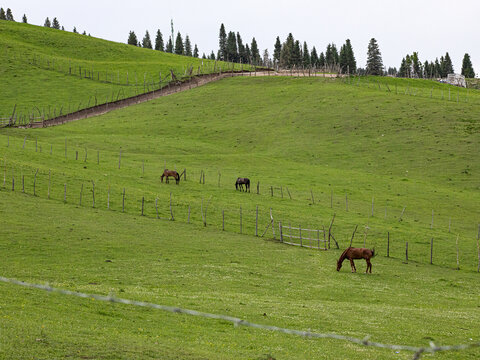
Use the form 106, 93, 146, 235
338, 247, 351, 261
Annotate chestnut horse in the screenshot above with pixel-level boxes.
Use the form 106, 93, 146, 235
161, 169, 180, 184
337, 247, 375, 273
235, 177, 250, 192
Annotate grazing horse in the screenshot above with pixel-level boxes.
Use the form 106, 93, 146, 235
235, 177, 250, 192
161, 169, 180, 184
337, 247, 375, 273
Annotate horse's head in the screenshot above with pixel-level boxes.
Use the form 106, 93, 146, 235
336, 259, 342, 271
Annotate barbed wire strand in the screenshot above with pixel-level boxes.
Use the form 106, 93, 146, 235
1, 276, 479, 359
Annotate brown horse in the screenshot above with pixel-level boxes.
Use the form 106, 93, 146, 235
161, 169, 180, 184
336, 247, 375, 273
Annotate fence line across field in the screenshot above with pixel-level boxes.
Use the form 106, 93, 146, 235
0, 275, 478, 360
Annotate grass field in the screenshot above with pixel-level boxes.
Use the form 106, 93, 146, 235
0, 21, 251, 122
1, 21, 480, 359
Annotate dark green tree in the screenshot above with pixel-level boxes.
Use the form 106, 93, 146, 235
52, 17, 60, 29
44, 17, 51, 27
325, 43, 339, 68
398, 57, 408, 77
310, 46, 319, 68
0, 8, 6, 20
174, 32, 184, 55
82, 31, 86, 35
193, 44, 199, 58
218, 23, 227, 61
461, 53, 475, 78
202, 53, 206, 59
302, 41, 310, 67
155, 30, 164, 51
273, 36, 282, 65
6, 8, 13, 21
73, 26, 77, 33
291, 40, 301, 67
434, 58, 441, 78
209, 51, 215, 60
165, 37, 173, 53
250, 37, 260, 65
443, 52, 454, 75
366, 38, 383, 75
319, 52, 325, 68
226, 31, 237, 62
22, 14, 27, 23
411, 52, 422, 78
142, 30, 152, 49
184, 35, 192, 56
237, 32, 246, 63
280, 33, 294, 68
127, 31, 138, 46
344, 39, 356, 74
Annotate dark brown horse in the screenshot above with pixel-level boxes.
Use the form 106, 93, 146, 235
337, 247, 375, 273
161, 169, 180, 184
235, 177, 250, 192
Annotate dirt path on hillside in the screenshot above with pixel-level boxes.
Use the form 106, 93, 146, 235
24, 71, 339, 128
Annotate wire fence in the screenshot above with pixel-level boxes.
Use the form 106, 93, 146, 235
0, 275, 478, 359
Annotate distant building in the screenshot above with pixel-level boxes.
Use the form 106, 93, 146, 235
446, 73, 466, 87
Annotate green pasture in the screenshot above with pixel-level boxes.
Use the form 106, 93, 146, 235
1, 21, 480, 358
0, 21, 252, 120
1, 191, 479, 359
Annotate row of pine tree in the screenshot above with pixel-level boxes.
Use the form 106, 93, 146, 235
0, 7, 475, 78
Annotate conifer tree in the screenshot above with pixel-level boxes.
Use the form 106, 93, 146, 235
6, 8, 13, 21
319, 52, 325, 68
165, 38, 173, 53
325, 43, 339, 69
218, 23, 227, 61
250, 37, 260, 65
184, 35, 192, 56
61, 26, 64, 31
310, 47, 319, 68
22, 14, 27, 23
302, 41, 310, 68
0, 8, 5, 20
174, 32, 184, 55
245, 44, 251, 64
237, 32, 246, 63
443, 52, 454, 75
461, 53, 475, 78
292, 40, 301, 67
193, 44, 199, 58
366, 38, 383, 75
142, 30, 152, 49
398, 57, 408, 77
342, 39, 356, 74
202, 53, 206, 59
155, 30, 164, 51
210, 51, 215, 60
226, 31, 237, 62
82, 31, 86, 35
52, 17, 60, 29
273, 36, 282, 65
127, 31, 138, 46
44, 17, 51, 27
73, 26, 77, 33
280, 33, 294, 68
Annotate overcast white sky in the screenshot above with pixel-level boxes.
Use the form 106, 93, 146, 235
7, 0, 480, 75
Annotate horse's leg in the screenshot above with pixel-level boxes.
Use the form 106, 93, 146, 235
161, 175, 164, 183
366, 259, 372, 273
349, 259, 356, 273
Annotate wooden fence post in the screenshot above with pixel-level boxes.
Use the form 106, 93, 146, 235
310, 189, 315, 204
430, 238, 433, 264
79, 183, 83, 206
33, 169, 39, 196
255, 205, 258, 236
270, 186, 273, 197
399, 207, 406, 221
349, 225, 358, 246
91, 181, 95, 208
257, 181, 259, 194
279, 222, 283, 242
387, 232, 390, 257
405, 242, 408, 263
299, 225, 302, 247
456, 234, 460, 270
286, 187, 292, 200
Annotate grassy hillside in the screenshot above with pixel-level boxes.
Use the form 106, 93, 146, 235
1, 191, 479, 359
0, 21, 251, 122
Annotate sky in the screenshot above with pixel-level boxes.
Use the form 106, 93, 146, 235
6, 0, 480, 76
